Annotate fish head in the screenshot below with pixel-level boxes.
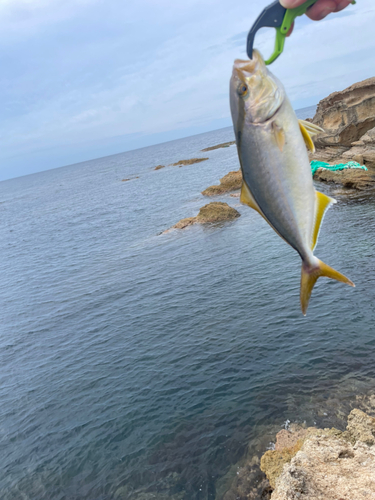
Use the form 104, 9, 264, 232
230, 50, 284, 125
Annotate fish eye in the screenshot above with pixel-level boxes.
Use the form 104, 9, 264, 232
237, 83, 248, 97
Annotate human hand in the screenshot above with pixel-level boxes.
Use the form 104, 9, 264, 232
280, 0, 353, 21
280, 0, 353, 35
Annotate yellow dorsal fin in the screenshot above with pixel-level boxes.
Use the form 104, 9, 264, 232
298, 119, 325, 153
272, 121, 285, 152
299, 119, 324, 137
240, 181, 262, 215
311, 191, 336, 251
299, 121, 315, 152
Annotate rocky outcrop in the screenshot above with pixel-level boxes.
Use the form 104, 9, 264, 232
154, 165, 165, 170
310, 78, 375, 191
261, 409, 375, 499
313, 167, 375, 190
171, 158, 208, 167
345, 408, 375, 446
202, 170, 242, 196
201, 141, 235, 152
313, 77, 375, 149
164, 202, 240, 232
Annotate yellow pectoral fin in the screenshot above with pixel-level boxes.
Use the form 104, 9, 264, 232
240, 181, 262, 215
272, 121, 285, 152
311, 191, 336, 251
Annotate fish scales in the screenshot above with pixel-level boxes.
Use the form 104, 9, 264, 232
238, 99, 315, 257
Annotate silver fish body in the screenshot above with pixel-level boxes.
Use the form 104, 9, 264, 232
230, 51, 354, 314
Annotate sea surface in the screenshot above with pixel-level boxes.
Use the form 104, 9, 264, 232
1, 105, 375, 500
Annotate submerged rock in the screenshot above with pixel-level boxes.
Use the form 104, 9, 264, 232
202, 170, 242, 196
171, 158, 208, 167
201, 141, 235, 152
163, 202, 240, 233
222, 461, 272, 500
261, 409, 375, 499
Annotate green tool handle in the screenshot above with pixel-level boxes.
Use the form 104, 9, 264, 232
265, 0, 356, 65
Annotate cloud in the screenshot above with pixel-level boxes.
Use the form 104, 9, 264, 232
0, 0, 374, 180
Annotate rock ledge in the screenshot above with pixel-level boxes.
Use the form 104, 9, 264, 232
262, 409, 375, 499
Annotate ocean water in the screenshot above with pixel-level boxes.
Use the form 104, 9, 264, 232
1, 105, 375, 500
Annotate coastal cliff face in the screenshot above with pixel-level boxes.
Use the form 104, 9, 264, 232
310, 77, 375, 190
313, 77, 375, 149
261, 409, 375, 500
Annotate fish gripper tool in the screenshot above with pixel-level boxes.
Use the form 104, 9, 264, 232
247, 0, 356, 65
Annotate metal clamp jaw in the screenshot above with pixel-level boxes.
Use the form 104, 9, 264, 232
247, 0, 356, 65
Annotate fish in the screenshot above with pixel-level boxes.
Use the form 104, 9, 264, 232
230, 50, 354, 315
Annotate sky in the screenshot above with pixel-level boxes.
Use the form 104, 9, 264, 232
1, 0, 375, 181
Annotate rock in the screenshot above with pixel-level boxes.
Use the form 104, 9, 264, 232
202, 170, 242, 196
345, 408, 375, 446
154, 165, 165, 170
201, 141, 236, 152
222, 462, 272, 500
313, 77, 375, 148
195, 202, 240, 222
121, 178, 130, 181
172, 217, 196, 229
355, 393, 375, 417
313, 167, 375, 191
275, 426, 309, 451
261, 441, 304, 489
310, 78, 375, 177
265, 409, 375, 499
170, 158, 208, 167
271, 433, 375, 500
164, 202, 240, 233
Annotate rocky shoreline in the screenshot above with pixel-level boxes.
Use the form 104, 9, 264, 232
222, 393, 375, 500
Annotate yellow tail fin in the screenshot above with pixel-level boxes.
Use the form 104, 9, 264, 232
300, 260, 355, 316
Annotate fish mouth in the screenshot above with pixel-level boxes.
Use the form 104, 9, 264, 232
233, 50, 265, 80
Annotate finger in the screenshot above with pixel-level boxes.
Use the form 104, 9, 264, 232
286, 22, 294, 37
280, 0, 307, 7
333, 0, 352, 13
305, 0, 337, 21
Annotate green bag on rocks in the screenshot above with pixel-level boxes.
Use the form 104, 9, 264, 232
311, 160, 367, 177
